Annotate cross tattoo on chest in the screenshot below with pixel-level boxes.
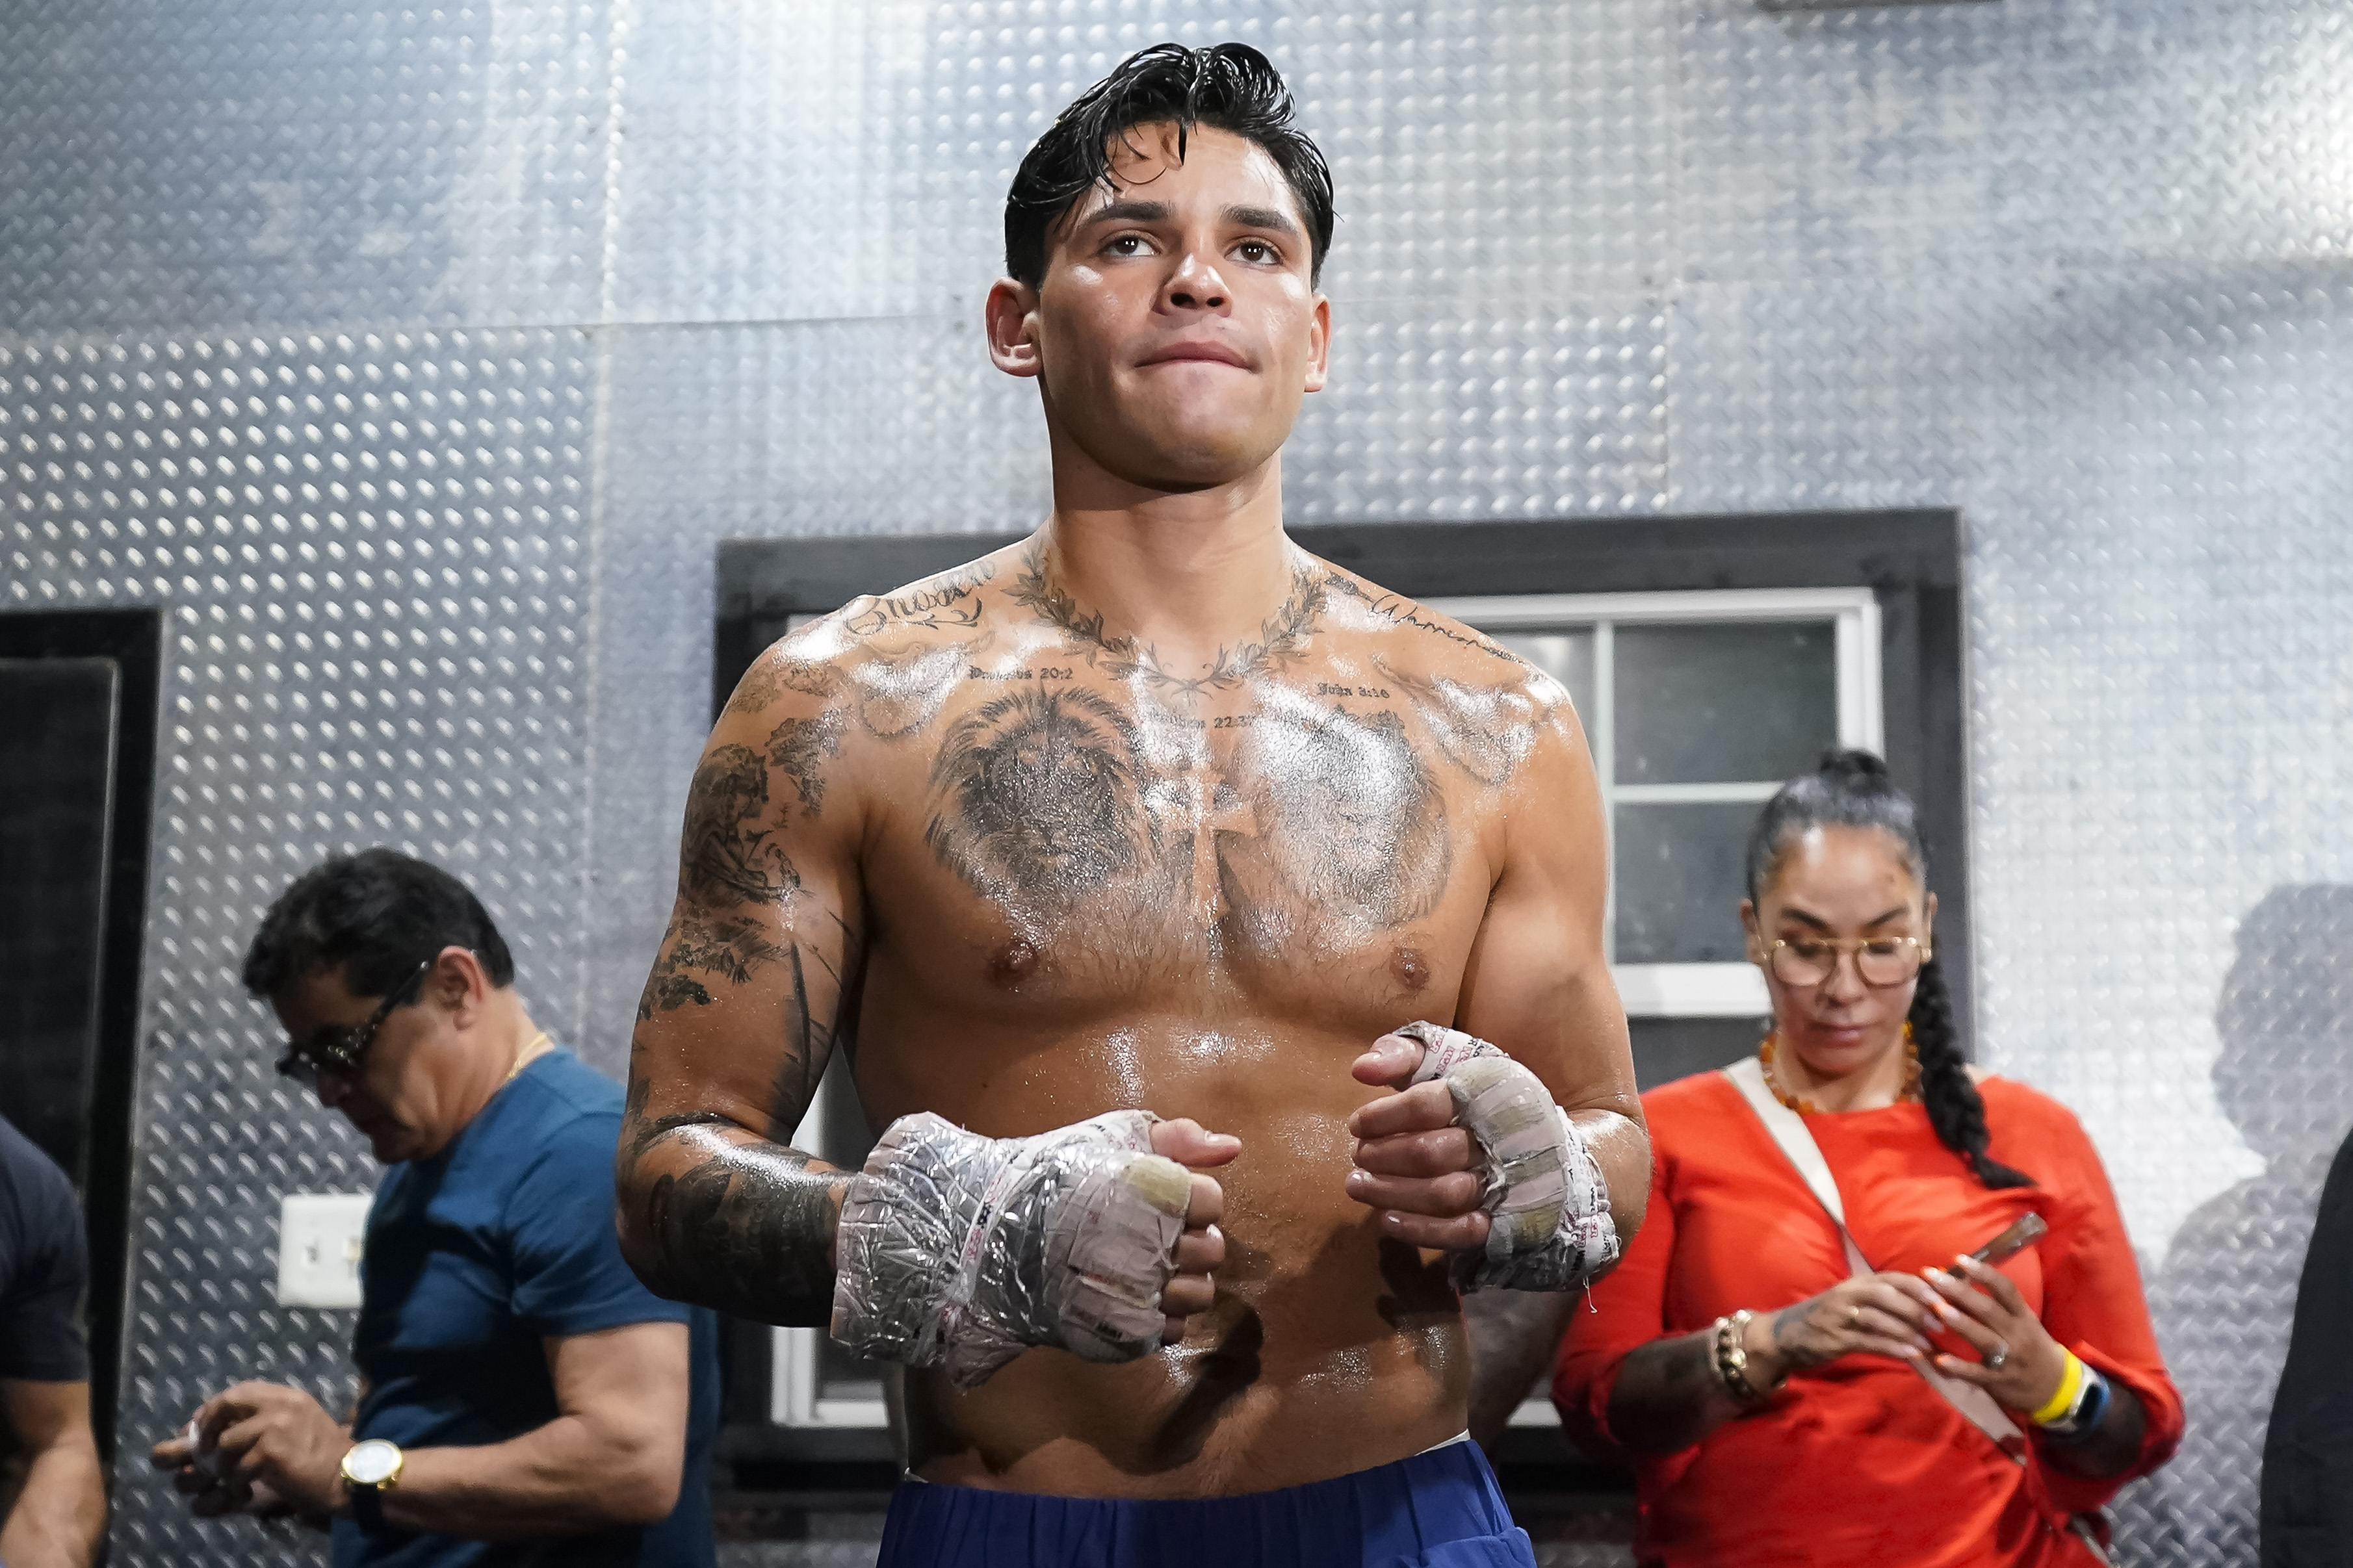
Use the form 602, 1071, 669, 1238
1171, 755, 1259, 924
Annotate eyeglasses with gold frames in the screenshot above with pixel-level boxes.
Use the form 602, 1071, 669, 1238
274, 956, 435, 1086
1760, 936, 1929, 990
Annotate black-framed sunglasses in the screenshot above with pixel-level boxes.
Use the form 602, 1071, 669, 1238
274, 956, 435, 1087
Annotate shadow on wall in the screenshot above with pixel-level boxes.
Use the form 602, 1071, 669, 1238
2109, 886, 2353, 1568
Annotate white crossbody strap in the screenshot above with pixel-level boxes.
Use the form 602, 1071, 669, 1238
1721, 1057, 2030, 1463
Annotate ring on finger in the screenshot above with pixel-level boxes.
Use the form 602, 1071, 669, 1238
1847, 1304, 1861, 1328
1984, 1338, 2009, 1372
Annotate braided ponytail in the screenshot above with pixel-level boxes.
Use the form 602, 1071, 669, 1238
1908, 958, 2033, 1189
1747, 748, 2034, 1191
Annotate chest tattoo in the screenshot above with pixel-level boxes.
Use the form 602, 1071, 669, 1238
1232, 707, 1451, 927
924, 687, 1151, 912
1154, 756, 1262, 925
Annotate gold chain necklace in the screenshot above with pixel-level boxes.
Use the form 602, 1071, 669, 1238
1759, 1023, 1920, 1114
504, 1030, 552, 1085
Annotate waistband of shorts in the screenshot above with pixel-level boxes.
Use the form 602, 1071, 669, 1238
895, 1430, 1497, 1510
899, 1431, 1476, 1488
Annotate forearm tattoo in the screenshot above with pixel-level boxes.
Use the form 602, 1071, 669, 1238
631, 1118, 846, 1326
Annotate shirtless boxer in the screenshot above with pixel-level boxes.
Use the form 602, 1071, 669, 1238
617, 42, 1649, 1567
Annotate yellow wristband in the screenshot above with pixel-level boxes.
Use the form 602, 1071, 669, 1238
2028, 1351, 2085, 1426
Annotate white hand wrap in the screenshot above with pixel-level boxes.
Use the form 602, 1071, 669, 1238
1393, 1020, 1620, 1293
829, 1109, 1193, 1390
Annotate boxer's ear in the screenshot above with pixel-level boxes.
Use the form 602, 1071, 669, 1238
986, 278, 1043, 379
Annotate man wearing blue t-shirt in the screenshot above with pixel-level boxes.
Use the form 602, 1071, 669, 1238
0, 1114, 107, 1568
150, 849, 719, 1568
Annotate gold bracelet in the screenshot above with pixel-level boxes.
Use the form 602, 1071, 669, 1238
1712, 1309, 1772, 1402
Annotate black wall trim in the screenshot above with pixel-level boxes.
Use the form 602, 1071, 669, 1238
0, 608, 164, 1459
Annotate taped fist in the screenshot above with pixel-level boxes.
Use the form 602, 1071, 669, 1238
830, 1109, 1233, 1389
1349, 1020, 1618, 1294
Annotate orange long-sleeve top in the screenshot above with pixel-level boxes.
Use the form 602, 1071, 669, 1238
1553, 1070, 2183, 1568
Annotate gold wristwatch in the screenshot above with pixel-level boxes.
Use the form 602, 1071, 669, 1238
341, 1437, 404, 1524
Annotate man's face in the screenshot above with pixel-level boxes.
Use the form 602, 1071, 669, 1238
271, 965, 463, 1164
1004, 122, 1329, 491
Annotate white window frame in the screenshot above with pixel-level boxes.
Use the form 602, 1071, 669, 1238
771, 588, 1884, 1430
771, 1067, 891, 1428
1426, 588, 1882, 1026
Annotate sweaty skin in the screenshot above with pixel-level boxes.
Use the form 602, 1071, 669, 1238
620, 548, 1644, 1495
618, 120, 1644, 1500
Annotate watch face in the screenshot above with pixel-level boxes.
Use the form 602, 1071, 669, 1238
344, 1439, 401, 1487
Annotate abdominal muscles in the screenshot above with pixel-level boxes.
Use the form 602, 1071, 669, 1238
883, 1017, 1470, 1497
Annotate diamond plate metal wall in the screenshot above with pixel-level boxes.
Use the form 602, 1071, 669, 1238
0, 3, 611, 335
2, 324, 594, 1565
8, 0, 2351, 1563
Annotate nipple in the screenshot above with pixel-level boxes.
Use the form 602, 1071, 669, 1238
987, 938, 1040, 988
1390, 947, 1431, 992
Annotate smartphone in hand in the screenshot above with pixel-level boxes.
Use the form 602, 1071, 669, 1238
1969, 1213, 2048, 1265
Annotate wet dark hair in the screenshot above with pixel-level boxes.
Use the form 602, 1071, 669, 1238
242, 848, 514, 1001
1747, 749, 2033, 1190
1003, 42, 1336, 289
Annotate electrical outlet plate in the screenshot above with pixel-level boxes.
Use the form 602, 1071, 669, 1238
276, 1192, 372, 1309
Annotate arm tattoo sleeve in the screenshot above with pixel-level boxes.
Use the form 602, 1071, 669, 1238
636, 1125, 848, 1326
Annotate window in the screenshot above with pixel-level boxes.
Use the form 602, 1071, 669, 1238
1425, 588, 1884, 1020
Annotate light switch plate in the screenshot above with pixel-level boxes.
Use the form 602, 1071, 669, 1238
276, 1192, 372, 1308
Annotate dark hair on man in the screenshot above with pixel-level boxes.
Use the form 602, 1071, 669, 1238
1745, 749, 2033, 1191
242, 848, 514, 1001
1003, 42, 1336, 289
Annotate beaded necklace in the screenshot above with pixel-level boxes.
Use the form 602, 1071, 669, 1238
1759, 1022, 1921, 1114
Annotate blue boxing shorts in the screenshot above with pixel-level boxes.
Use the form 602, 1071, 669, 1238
876, 1436, 1537, 1568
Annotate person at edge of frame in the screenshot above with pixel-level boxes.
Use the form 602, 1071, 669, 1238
150, 849, 721, 1568
0, 1113, 107, 1568
2263, 1111, 2353, 1565
616, 39, 1650, 1568
1552, 750, 2183, 1567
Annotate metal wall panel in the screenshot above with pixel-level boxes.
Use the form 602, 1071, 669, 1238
1676, 0, 2353, 279
0, 3, 611, 336
2, 328, 594, 1564
6, 0, 2350, 1562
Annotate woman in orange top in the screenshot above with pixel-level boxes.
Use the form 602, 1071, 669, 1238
1554, 750, 2181, 1567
